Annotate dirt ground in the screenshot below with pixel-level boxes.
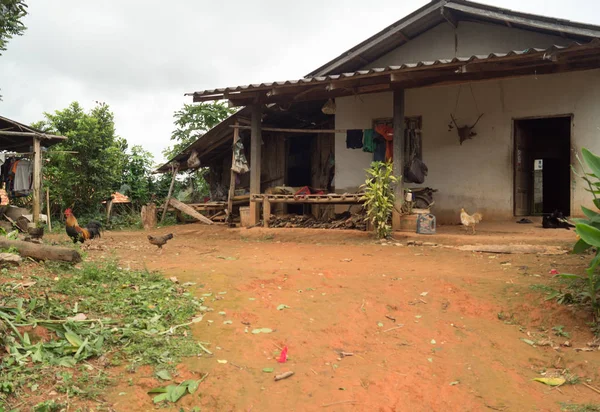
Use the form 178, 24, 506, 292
84, 221, 599, 411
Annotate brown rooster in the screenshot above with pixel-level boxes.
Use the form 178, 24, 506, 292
65, 209, 102, 243
148, 233, 173, 250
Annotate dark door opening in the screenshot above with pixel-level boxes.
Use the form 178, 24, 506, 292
286, 135, 313, 214
513, 116, 571, 217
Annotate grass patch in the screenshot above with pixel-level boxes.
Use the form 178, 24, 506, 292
0, 259, 207, 409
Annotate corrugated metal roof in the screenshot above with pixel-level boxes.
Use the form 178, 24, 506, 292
186, 40, 599, 99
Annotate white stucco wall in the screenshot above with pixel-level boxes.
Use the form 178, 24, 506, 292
369, 21, 570, 68
334, 69, 600, 223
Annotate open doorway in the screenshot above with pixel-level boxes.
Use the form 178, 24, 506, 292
286, 135, 314, 214
513, 116, 571, 216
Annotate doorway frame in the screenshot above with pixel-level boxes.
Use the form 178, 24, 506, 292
511, 113, 574, 217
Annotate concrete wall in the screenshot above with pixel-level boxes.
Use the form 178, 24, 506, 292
369, 21, 570, 68
334, 69, 600, 223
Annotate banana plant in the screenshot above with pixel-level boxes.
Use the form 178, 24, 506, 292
559, 148, 600, 318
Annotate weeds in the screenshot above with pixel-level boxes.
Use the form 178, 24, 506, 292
0, 259, 206, 408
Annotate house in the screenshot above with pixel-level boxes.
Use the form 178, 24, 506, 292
164, 0, 600, 228
0, 115, 66, 223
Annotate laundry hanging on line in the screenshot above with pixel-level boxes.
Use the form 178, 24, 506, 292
346, 129, 363, 149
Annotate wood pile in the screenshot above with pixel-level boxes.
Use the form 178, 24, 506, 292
265, 211, 367, 230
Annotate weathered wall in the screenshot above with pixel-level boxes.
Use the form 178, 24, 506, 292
334, 69, 600, 223
369, 21, 570, 68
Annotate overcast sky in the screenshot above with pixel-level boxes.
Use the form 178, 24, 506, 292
1, 0, 599, 164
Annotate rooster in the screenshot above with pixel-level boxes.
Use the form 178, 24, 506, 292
460, 208, 483, 234
148, 233, 173, 250
64, 208, 102, 243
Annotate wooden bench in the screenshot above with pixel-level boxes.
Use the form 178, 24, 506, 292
251, 193, 364, 227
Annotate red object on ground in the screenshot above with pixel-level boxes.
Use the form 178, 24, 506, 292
277, 346, 288, 363
549, 269, 559, 275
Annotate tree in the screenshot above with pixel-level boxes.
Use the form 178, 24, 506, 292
38, 102, 128, 216
162, 102, 235, 203
0, 0, 27, 55
1, 0, 28, 99
120, 145, 155, 209
162, 102, 235, 160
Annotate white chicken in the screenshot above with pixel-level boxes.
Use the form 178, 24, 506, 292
460, 208, 483, 234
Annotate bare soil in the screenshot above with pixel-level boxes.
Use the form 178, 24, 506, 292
77, 223, 600, 410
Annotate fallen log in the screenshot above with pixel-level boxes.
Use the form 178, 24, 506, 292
0, 238, 82, 263
168, 198, 213, 225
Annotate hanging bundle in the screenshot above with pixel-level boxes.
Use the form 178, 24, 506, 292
187, 149, 201, 169
231, 140, 249, 174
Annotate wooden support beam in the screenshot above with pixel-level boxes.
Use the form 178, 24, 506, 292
249, 104, 262, 226
168, 198, 214, 225
263, 198, 271, 228
397, 30, 410, 42
227, 121, 240, 222
0, 130, 66, 140
160, 163, 179, 224
32, 137, 42, 224
441, 7, 458, 28
46, 188, 52, 231
392, 90, 405, 231
230, 125, 347, 134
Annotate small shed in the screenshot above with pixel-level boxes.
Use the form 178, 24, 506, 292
0, 115, 67, 223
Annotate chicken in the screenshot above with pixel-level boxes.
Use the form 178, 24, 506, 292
148, 233, 173, 250
460, 208, 483, 234
64, 208, 102, 243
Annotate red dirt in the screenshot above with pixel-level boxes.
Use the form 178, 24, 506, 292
87, 223, 599, 411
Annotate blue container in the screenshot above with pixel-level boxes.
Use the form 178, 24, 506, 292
416, 213, 436, 235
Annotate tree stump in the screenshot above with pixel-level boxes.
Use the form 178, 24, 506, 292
141, 203, 157, 230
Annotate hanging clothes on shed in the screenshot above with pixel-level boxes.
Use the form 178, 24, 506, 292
362, 129, 376, 153
231, 140, 249, 174
374, 124, 393, 162
346, 129, 363, 149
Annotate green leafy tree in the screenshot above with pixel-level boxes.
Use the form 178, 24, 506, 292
38, 102, 128, 216
0, 0, 27, 55
162, 102, 235, 203
1, 0, 28, 99
120, 145, 155, 209
162, 102, 235, 159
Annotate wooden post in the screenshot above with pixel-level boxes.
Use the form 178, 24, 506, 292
249, 104, 262, 226
105, 199, 113, 224
32, 137, 42, 224
227, 120, 240, 222
46, 188, 52, 231
263, 198, 271, 228
392, 89, 405, 231
160, 163, 179, 224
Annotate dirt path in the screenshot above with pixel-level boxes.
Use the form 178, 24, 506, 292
92, 225, 598, 411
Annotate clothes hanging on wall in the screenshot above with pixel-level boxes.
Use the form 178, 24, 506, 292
374, 124, 393, 161
373, 135, 387, 162
231, 140, 249, 174
362, 129, 376, 153
346, 129, 363, 149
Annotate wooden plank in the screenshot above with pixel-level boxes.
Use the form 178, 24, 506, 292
168, 198, 214, 225
392, 89, 405, 231
227, 120, 240, 220
0, 238, 81, 263
230, 125, 348, 134
46, 188, 52, 231
249, 104, 262, 225
263, 198, 271, 228
0, 130, 67, 140
160, 164, 179, 224
105, 199, 113, 224
32, 137, 42, 224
